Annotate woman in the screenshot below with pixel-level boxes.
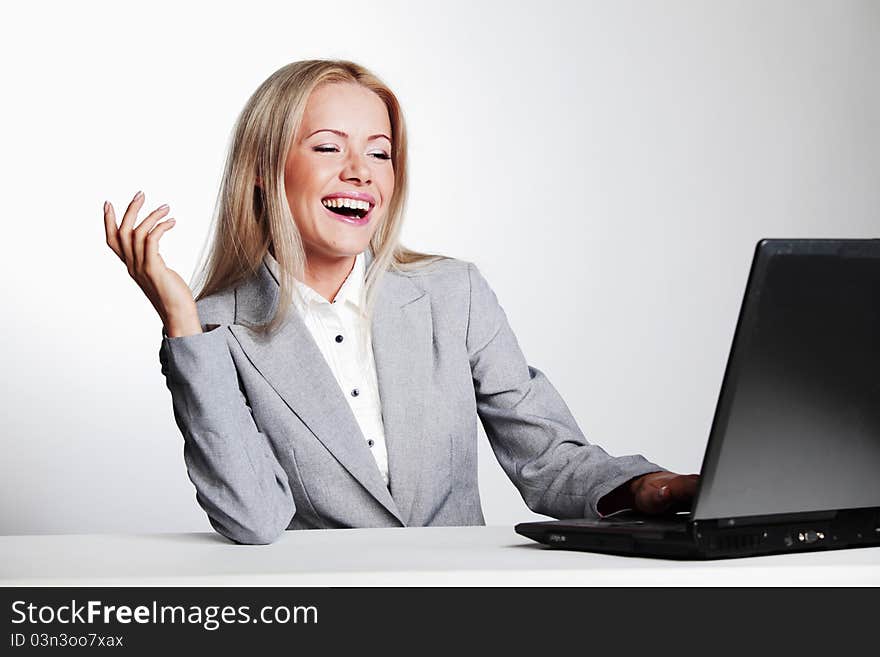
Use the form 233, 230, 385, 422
103, 59, 698, 545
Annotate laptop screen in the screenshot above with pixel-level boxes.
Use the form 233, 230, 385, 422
693, 240, 880, 521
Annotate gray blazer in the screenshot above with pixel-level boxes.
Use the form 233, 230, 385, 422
159, 251, 663, 544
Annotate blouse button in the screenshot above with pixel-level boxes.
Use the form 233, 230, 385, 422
350, 388, 360, 397
335, 334, 344, 343
367, 439, 375, 447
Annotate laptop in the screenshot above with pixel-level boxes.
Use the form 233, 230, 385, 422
516, 239, 880, 559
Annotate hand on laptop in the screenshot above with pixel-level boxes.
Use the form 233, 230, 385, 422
632, 472, 699, 514
598, 472, 700, 516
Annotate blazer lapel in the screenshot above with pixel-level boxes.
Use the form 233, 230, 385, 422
228, 258, 406, 525
370, 268, 432, 525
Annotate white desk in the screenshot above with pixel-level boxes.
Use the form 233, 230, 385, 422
2, 526, 878, 586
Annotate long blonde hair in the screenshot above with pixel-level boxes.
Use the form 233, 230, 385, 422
191, 59, 448, 334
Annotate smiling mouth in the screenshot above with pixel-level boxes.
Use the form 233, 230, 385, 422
321, 198, 374, 220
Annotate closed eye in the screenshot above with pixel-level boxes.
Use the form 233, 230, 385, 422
313, 145, 391, 161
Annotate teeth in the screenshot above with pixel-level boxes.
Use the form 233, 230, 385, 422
321, 197, 372, 211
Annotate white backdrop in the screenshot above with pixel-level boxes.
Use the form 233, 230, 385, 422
1, 0, 877, 535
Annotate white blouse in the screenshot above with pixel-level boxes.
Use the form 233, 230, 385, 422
263, 251, 390, 486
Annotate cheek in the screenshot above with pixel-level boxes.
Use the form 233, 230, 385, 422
285, 159, 331, 209
380, 168, 395, 200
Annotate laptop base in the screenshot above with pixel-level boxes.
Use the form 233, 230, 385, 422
515, 508, 880, 560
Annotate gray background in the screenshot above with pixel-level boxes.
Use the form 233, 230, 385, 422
1, 0, 878, 535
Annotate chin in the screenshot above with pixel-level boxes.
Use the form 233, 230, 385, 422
314, 241, 371, 259
334, 232, 378, 255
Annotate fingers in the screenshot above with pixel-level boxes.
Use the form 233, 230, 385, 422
117, 191, 145, 272
133, 204, 171, 271
103, 201, 124, 262
635, 473, 700, 515
637, 478, 673, 514
144, 216, 176, 275
661, 474, 699, 513
104, 191, 173, 276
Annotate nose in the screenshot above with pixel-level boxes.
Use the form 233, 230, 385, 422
341, 149, 371, 185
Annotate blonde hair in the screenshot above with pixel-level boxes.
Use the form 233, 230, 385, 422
191, 59, 448, 335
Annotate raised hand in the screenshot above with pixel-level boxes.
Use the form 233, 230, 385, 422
103, 191, 201, 337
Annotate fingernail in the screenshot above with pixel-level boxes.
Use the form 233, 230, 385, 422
158, 204, 169, 211
135, 190, 143, 200
103, 201, 108, 212
658, 486, 668, 498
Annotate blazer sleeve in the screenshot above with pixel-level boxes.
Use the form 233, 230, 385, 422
465, 262, 666, 519
159, 325, 295, 544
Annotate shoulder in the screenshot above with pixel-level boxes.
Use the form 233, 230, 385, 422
391, 255, 482, 298
194, 287, 236, 330
390, 255, 500, 312
393, 255, 470, 280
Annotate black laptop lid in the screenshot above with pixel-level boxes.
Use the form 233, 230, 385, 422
692, 239, 880, 521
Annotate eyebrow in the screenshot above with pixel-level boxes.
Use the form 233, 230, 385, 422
306, 128, 392, 143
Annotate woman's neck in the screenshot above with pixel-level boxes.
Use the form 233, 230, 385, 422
302, 251, 356, 303
267, 245, 357, 303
